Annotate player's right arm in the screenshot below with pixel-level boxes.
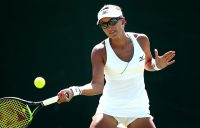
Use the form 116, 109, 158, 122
79, 42, 106, 96
57, 42, 106, 104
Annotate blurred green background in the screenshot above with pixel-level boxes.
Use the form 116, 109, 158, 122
0, 0, 199, 128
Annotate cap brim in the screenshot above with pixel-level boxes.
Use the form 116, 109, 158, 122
97, 8, 122, 25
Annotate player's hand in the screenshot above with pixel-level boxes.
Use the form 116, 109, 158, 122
154, 49, 176, 69
57, 88, 73, 104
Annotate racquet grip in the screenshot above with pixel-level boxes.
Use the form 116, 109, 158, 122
42, 93, 69, 106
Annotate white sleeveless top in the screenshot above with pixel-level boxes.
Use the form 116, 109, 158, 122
95, 32, 151, 117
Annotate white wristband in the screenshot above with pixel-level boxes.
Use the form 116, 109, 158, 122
70, 86, 81, 96
152, 59, 161, 71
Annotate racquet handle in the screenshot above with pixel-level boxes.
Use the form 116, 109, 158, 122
42, 93, 69, 106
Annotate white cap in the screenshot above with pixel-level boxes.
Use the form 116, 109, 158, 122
97, 5, 123, 25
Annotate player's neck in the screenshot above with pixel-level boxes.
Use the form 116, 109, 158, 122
109, 33, 130, 48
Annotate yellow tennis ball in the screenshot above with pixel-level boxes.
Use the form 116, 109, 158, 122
34, 77, 45, 89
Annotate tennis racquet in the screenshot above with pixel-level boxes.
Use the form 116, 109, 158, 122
0, 94, 69, 128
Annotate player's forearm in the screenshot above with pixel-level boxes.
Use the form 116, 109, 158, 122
79, 83, 104, 96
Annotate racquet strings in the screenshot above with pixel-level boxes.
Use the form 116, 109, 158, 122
0, 98, 32, 128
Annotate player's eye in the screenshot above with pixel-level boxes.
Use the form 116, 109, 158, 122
98, 17, 122, 29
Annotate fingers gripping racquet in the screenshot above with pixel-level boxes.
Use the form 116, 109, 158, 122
0, 94, 69, 128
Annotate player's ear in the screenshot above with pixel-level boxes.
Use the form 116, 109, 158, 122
121, 17, 127, 28
121, 17, 127, 25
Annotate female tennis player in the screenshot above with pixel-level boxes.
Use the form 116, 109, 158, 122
57, 4, 176, 128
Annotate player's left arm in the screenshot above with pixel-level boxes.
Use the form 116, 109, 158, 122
136, 33, 176, 71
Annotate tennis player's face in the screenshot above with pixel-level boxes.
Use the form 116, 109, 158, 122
99, 17, 124, 38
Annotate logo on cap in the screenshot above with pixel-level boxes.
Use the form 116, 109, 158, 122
102, 10, 108, 15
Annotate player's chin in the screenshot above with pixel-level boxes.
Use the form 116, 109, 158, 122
108, 32, 119, 39
107, 34, 117, 39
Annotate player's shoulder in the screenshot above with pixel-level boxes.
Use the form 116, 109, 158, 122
91, 40, 106, 57
91, 40, 106, 63
128, 32, 150, 45
127, 32, 149, 40
127, 32, 150, 49
92, 40, 106, 52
